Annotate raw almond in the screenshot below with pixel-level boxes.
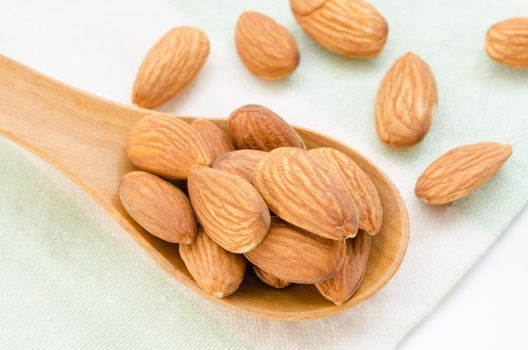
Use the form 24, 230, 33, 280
228, 104, 305, 151
253, 265, 291, 289
375, 52, 438, 147
315, 232, 370, 305
254, 147, 359, 240
245, 218, 346, 284
415, 142, 512, 205
119, 171, 196, 243
191, 119, 235, 161
132, 26, 209, 108
188, 167, 271, 253
236, 11, 300, 80
290, 0, 388, 58
212, 149, 267, 186
310, 148, 383, 235
485, 17, 528, 68
127, 114, 211, 179
180, 228, 246, 298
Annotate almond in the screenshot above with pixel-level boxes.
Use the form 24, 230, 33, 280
127, 114, 211, 179
375, 52, 438, 147
188, 167, 271, 253
290, 0, 388, 58
415, 142, 512, 205
485, 17, 528, 68
254, 147, 359, 240
228, 105, 305, 151
119, 171, 196, 243
191, 119, 235, 161
132, 26, 209, 108
253, 265, 291, 289
211, 149, 267, 186
235, 12, 299, 80
236, 11, 300, 80
315, 232, 370, 305
245, 218, 346, 284
310, 148, 383, 235
180, 228, 246, 298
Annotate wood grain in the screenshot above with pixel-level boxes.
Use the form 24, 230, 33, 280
0, 55, 409, 320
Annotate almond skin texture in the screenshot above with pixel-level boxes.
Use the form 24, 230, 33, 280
188, 167, 271, 253
375, 52, 438, 147
119, 171, 196, 243
253, 265, 291, 289
290, 0, 388, 58
310, 148, 383, 235
191, 119, 235, 161
212, 149, 267, 186
127, 115, 211, 179
485, 17, 528, 68
180, 229, 246, 298
254, 147, 359, 240
415, 142, 513, 205
228, 105, 305, 151
245, 218, 346, 284
236, 11, 300, 80
132, 26, 209, 108
315, 232, 370, 305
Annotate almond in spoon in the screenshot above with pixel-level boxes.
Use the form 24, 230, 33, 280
212, 149, 267, 186
180, 229, 246, 298
119, 171, 196, 243
310, 148, 383, 235
228, 104, 305, 151
254, 147, 359, 240
127, 114, 211, 179
253, 265, 291, 289
191, 119, 235, 161
315, 232, 370, 305
188, 167, 271, 253
245, 218, 346, 284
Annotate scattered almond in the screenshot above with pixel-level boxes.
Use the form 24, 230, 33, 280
254, 147, 359, 240
253, 265, 291, 289
415, 142, 512, 205
290, 0, 388, 58
228, 105, 305, 151
180, 229, 246, 298
132, 26, 209, 108
236, 11, 300, 80
191, 119, 235, 161
188, 167, 271, 253
375, 52, 438, 147
310, 148, 383, 235
119, 171, 196, 243
485, 17, 528, 68
245, 218, 346, 284
127, 114, 210, 179
212, 149, 267, 186
315, 232, 370, 305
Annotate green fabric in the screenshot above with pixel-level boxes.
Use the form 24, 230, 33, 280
0, 139, 246, 349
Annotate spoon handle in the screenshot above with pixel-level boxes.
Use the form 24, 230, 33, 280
0, 55, 148, 204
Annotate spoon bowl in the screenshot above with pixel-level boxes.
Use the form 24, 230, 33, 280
0, 55, 409, 320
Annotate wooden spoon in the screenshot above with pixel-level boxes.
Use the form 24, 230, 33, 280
0, 55, 409, 320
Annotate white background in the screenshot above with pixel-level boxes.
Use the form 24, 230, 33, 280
402, 210, 528, 349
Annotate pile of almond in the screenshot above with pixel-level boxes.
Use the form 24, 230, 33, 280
120, 105, 382, 305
